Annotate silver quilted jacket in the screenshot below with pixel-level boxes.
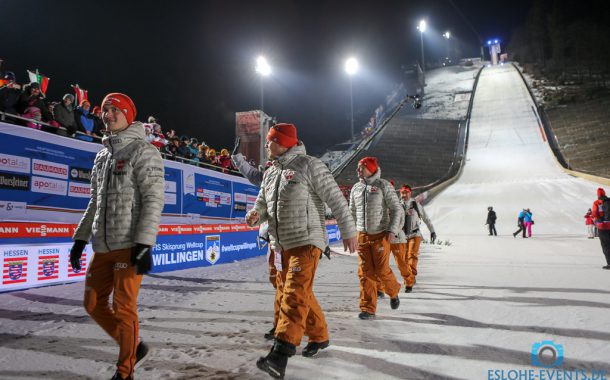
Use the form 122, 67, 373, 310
73, 122, 165, 252
247, 142, 356, 252
402, 198, 435, 239
349, 168, 404, 236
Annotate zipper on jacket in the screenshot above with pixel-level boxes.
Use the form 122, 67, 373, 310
362, 184, 367, 233
103, 139, 114, 252
272, 164, 283, 250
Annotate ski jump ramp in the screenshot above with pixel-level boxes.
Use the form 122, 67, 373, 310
0, 64, 608, 379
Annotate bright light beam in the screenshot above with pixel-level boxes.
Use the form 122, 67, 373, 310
255, 56, 271, 76
418, 19, 427, 33
344, 57, 359, 76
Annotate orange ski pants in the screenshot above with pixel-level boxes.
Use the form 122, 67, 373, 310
274, 245, 328, 346
84, 248, 142, 379
405, 236, 422, 287
357, 232, 401, 314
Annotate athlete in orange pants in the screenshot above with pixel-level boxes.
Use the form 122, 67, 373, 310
247, 123, 357, 379
400, 184, 436, 292
84, 249, 143, 378
357, 232, 401, 315
350, 157, 404, 320
70, 93, 164, 380
390, 242, 410, 285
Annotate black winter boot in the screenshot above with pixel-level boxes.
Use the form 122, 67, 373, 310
110, 372, 132, 380
405, 286, 413, 293
302, 340, 330, 357
135, 341, 150, 368
377, 290, 385, 299
264, 326, 276, 340
390, 296, 400, 310
358, 311, 376, 320
256, 339, 296, 379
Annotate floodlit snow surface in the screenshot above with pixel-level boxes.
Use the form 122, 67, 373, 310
1, 64, 610, 380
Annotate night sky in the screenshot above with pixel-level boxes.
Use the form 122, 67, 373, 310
1, 0, 530, 154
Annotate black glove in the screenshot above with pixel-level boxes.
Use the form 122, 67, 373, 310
131, 244, 152, 275
70, 240, 87, 270
320, 246, 331, 260
430, 232, 437, 244
231, 137, 241, 156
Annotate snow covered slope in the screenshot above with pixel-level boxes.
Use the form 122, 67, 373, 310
1, 64, 609, 380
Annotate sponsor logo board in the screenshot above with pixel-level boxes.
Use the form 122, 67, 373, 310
31, 176, 68, 196
32, 159, 69, 179
0, 153, 30, 174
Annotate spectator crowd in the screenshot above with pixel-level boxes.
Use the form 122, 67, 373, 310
0, 69, 241, 174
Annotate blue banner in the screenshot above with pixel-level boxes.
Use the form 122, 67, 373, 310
0, 123, 259, 222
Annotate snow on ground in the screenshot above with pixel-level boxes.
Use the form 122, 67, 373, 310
1, 64, 610, 380
418, 64, 482, 120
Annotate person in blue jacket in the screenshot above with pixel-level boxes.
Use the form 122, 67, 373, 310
513, 209, 527, 238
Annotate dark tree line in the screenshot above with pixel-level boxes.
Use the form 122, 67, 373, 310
507, 0, 610, 85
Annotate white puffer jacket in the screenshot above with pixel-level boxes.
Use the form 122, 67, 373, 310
247, 142, 356, 252
402, 198, 435, 239
73, 122, 165, 252
349, 168, 403, 236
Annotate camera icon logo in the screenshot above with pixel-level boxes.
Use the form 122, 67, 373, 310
531, 340, 564, 367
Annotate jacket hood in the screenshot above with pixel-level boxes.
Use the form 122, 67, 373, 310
275, 141, 306, 166
102, 122, 145, 152
361, 167, 381, 185
598, 188, 606, 198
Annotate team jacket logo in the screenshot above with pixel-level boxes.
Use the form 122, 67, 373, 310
115, 160, 126, 171
284, 170, 295, 181
370, 186, 378, 192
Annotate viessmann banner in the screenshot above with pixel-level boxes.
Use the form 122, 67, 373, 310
0, 221, 341, 292
0, 123, 259, 222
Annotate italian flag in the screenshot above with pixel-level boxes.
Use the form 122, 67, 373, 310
27, 69, 50, 94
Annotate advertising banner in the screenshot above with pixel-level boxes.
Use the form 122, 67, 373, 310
0, 220, 340, 292
0, 123, 259, 223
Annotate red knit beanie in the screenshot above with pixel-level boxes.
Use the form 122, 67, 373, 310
400, 184, 412, 194
598, 188, 606, 198
267, 123, 298, 148
358, 157, 378, 174
102, 93, 137, 125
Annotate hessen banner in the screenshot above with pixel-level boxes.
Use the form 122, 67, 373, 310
0, 221, 341, 292
0, 123, 259, 222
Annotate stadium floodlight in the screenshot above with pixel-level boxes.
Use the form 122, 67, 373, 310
344, 57, 359, 76
417, 19, 427, 86
443, 31, 451, 39
255, 56, 271, 112
255, 56, 271, 77
344, 57, 359, 140
418, 19, 427, 33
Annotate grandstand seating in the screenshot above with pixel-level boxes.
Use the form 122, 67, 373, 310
334, 106, 461, 189
544, 96, 610, 178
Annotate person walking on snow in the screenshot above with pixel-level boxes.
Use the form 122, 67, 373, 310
486, 206, 497, 236
513, 209, 527, 238
246, 123, 357, 379
585, 209, 595, 239
523, 208, 534, 237
70, 93, 165, 380
400, 184, 436, 293
591, 188, 610, 269
230, 137, 279, 341
349, 157, 403, 319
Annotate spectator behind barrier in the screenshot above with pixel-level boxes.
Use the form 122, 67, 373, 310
0, 71, 21, 118
91, 105, 105, 136
75, 99, 99, 138
54, 93, 77, 135
16, 82, 53, 125
187, 138, 199, 163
